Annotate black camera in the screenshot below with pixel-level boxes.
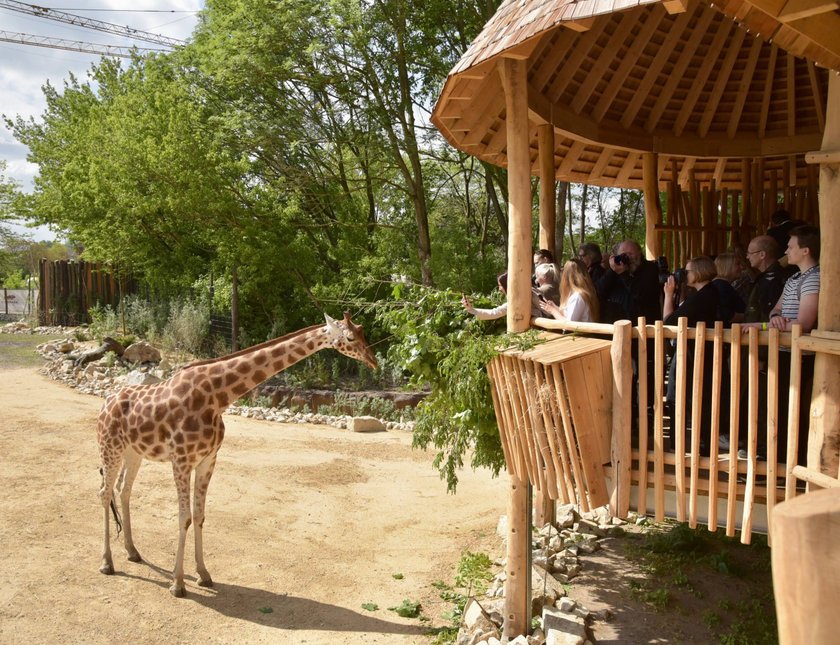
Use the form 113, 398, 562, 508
656, 256, 669, 285
614, 253, 630, 265
672, 268, 687, 286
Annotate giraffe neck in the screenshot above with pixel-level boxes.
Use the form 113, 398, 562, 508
197, 325, 329, 410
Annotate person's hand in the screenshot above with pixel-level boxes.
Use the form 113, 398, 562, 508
540, 300, 562, 319
740, 322, 761, 334
769, 315, 789, 331
461, 295, 474, 313
609, 255, 627, 274
664, 275, 676, 296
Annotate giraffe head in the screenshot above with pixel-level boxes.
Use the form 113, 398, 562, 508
324, 312, 378, 370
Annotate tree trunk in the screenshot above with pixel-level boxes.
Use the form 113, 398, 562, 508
555, 181, 568, 260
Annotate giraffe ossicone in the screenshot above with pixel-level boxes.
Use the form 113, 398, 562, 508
97, 312, 376, 597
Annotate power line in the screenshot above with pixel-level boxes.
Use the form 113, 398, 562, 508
49, 8, 197, 12
0, 0, 186, 47
0, 30, 168, 58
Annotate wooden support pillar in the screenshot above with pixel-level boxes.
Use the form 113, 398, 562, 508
771, 489, 840, 644
610, 320, 633, 517
538, 124, 556, 258
642, 152, 662, 260
499, 56, 533, 639
808, 73, 840, 479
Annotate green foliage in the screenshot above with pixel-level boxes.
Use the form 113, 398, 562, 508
431, 551, 496, 644
388, 599, 421, 618
2, 269, 28, 289
162, 299, 211, 356
88, 303, 121, 340
378, 282, 543, 490
361, 602, 378, 612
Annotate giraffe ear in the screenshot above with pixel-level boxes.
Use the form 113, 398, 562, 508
324, 313, 342, 341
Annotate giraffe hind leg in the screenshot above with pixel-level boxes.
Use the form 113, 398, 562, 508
193, 451, 218, 588
119, 450, 143, 563
169, 459, 193, 598
99, 454, 123, 575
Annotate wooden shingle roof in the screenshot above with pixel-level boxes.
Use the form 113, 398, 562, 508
432, 0, 840, 190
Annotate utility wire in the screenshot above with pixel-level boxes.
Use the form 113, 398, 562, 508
0, 0, 185, 47
0, 30, 167, 58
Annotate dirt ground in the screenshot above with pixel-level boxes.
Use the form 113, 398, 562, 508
0, 366, 509, 644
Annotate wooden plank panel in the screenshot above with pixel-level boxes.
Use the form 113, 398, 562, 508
765, 329, 780, 544
636, 318, 650, 515
562, 358, 610, 506
487, 358, 518, 478
707, 322, 725, 530
784, 326, 803, 500
551, 363, 592, 511
533, 362, 572, 502
523, 360, 557, 498
654, 321, 666, 521
726, 323, 743, 536
541, 363, 580, 504
688, 322, 707, 529
741, 327, 760, 544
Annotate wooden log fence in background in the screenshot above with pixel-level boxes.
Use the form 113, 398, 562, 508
38, 259, 134, 326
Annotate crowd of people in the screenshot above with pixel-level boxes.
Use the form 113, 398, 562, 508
461, 209, 821, 463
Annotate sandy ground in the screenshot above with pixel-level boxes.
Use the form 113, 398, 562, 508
0, 367, 509, 644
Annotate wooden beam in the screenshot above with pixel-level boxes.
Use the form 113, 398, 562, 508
621, 7, 696, 129
610, 320, 633, 518
787, 52, 796, 138
674, 18, 734, 136
777, 0, 839, 23
662, 0, 689, 13
563, 17, 597, 32
758, 44, 779, 138
645, 5, 716, 133
538, 124, 557, 254
498, 55, 533, 639
592, 5, 668, 123
808, 60, 826, 133
809, 72, 840, 481
550, 20, 611, 106
570, 11, 638, 113
697, 27, 748, 138
727, 37, 764, 139
643, 152, 663, 259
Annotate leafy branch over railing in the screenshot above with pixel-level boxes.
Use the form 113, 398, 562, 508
376, 282, 543, 492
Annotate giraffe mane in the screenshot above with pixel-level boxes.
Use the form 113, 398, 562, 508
182, 322, 326, 369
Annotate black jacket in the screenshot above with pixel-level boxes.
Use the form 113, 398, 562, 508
596, 259, 662, 323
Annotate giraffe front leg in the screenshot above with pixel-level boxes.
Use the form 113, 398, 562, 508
170, 460, 193, 598
193, 452, 218, 588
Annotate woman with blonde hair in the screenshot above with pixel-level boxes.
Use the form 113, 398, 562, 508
541, 259, 599, 322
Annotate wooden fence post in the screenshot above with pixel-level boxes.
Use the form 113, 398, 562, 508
610, 320, 632, 517
771, 489, 840, 644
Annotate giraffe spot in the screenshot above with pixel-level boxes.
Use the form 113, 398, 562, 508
254, 353, 268, 366
211, 376, 223, 390
158, 427, 168, 444
201, 409, 214, 425
252, 370, 267, 383
171, 406, 185, 423
176, 445, 187, 456
306, 340, 315, 350
202, 426, 215, 439
174, 382, 190, 398
120, 400, 131, 414
129, 427, 140, 442
196, 442, 207, 453
210, 364, 224, 376
200, 380, 212, 393
184, 417, 199, 433
215, 394, 227, 407
236, 362, 250, 374
232, 383, 249, 396
190, 395, 206, 411
224, 373, 238, 387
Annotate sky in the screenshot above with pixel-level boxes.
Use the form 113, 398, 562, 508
1, 0, 203, 239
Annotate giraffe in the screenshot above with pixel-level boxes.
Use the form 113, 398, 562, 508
97, 312, 377, 597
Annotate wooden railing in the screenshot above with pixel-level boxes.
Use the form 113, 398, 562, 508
489, 316, 840, 544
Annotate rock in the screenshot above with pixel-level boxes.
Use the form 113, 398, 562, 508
348, 416, 385, 432
462, 598, 490, 629
555, 504, 578, 529
124, 370, 163, 386
122, 341, 161, 364
592, 608, 613, 622
557, 597, 577, 613
543, 607, 588, 645
532, 566, 567, 599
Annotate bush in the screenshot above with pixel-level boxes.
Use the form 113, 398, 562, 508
162, 298, 210, 356
377, 282, 543, 491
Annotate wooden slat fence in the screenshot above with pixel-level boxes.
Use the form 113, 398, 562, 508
38, 259, 133, 326
490, 317, 840, 544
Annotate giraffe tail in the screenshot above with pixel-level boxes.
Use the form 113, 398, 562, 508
99, 467, 123, 537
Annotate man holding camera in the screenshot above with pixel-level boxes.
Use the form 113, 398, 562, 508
596, 239, 662, 323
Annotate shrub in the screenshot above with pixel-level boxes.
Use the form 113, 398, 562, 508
162, 298, 210, 356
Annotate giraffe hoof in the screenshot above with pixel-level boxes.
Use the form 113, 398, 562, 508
169, 584, 186, 598
198, 576, 214, 588
127, 552, 142, 563
99, 563, 114, 575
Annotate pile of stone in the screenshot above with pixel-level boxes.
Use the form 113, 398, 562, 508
456, 504, 624, 645
34, 335, 414, 433
1, 321, 70, 335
